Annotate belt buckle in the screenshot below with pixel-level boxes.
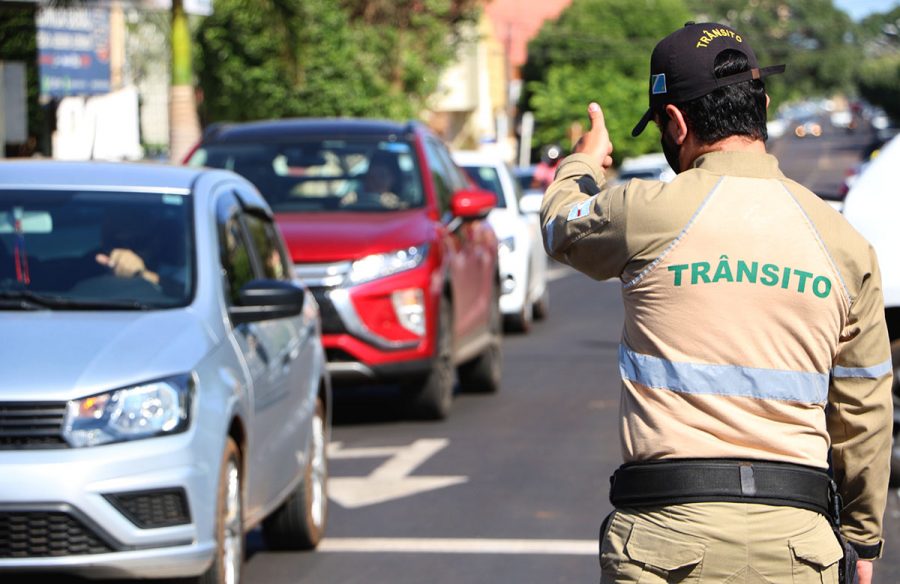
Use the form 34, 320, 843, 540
739, 462, 757, 496
828, 478, 843, 526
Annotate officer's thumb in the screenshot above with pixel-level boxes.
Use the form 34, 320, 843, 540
587, 102, 606, 132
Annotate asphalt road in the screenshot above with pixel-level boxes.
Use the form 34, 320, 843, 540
245, 266, 622, 584
242, 119, 900, 584
769, 117, 877, 201
9, 119, 896, 584
246, 274, 900, 584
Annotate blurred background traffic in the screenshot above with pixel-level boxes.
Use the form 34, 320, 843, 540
0, 0, 896, 174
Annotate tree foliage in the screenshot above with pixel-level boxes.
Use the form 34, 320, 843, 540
520, 0, 691, 161
520, 0, 876, 161
688, 0, 862, 106
195, 0, 479, 124
855, 7, 900, 123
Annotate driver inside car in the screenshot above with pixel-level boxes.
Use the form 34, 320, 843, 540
339, 151, 406, 209
94, 206, 185, 291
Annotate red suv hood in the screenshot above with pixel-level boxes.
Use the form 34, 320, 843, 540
276, 210, 434, 263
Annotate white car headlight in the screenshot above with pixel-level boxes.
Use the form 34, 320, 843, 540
63, 374, 194, 447
498, 236, 516, 255
348, 244, 429, 285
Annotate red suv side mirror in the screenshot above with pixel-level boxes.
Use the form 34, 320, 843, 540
450, 188, 496, 219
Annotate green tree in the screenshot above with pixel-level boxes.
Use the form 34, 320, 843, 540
688, 0, 862, 106
855, 7, 900, 123
521, 0, 691, 161
339, 0, 480, 117
857, 57, 900, 121
195, 0, 479, 123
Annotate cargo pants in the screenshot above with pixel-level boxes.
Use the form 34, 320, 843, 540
599, 502, 843, 583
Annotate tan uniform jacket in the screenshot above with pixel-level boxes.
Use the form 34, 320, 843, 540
541, 150, 892, 554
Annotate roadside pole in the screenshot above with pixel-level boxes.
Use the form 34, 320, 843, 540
519, 111, 533, 167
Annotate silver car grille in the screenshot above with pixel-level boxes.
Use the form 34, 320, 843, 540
0, 508, 115, 557
0, 402, 68, 449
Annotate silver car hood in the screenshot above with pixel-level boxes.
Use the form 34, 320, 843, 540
0, 309, 219, 401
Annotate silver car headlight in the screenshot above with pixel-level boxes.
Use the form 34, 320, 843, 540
63, 374, 194, 447
347, 244, 429, 285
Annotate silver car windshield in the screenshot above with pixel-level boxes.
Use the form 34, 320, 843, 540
0, 190, 194, 310
189, 139, 426, 213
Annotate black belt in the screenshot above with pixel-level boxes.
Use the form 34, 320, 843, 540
609, 459, 840, 519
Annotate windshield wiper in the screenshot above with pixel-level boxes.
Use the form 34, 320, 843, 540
0, 297, 44, 310
0, 290, 152, 310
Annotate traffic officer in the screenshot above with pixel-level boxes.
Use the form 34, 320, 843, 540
541, 22, 892, 584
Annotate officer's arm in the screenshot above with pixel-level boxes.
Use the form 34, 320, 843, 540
540, 153, 630, 281
827, 244, 892, 560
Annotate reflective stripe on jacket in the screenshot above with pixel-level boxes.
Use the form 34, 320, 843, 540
541, 150, 892, 555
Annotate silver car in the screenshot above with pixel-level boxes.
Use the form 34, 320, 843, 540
0, 161, 330, 583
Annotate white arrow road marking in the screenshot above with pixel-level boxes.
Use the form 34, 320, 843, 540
318, 538, 596, 555
328, 443, 400, 459
328, 438, 467, 509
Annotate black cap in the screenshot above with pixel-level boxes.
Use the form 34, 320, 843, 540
631, 22, 785, 137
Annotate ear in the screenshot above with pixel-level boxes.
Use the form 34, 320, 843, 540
664, 104, 689, 145
765, 94, 771, 109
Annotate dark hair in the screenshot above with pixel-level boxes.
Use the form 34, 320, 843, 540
656, 49, 769, 144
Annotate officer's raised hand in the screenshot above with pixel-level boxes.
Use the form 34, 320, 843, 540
573, 102, 614, 171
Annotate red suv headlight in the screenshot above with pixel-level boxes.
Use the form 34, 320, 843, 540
347, 244, 429, 285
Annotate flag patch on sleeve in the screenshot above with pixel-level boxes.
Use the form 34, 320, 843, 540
567, 197, 595, 222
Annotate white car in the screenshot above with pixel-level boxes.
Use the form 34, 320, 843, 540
454, 151, 549, 332
841, 133, 900, 485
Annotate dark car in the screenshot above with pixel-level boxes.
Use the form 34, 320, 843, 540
187, 119, 502, 419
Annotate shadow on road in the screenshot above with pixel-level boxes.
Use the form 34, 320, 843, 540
329, 382, 452, 426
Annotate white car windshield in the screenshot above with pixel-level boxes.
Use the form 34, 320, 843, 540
460, 165, 511, 209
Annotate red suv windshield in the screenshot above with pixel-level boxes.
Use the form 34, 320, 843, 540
190, 138, 426, 213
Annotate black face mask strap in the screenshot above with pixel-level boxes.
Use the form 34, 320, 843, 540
660, 126, 681, 174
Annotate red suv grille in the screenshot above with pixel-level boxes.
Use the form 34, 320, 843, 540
310, 287, 345, 335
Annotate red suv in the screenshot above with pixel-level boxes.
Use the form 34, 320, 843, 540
187, 119, 502, 419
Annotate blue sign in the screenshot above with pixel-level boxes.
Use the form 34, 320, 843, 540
37, 7, 111, 98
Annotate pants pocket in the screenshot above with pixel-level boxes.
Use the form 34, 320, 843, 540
599, 511, 621, 579
789, 519, 843, 584
601, 515, 705, 583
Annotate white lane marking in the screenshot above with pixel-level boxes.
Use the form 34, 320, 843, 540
328, 443, 400, 459
328, 439, 468, 509
369, 439, 448, 479
318, 537, 596, 555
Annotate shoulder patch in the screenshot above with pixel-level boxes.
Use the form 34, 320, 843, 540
652, 74, 667, 95
567, 196, 596, 222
